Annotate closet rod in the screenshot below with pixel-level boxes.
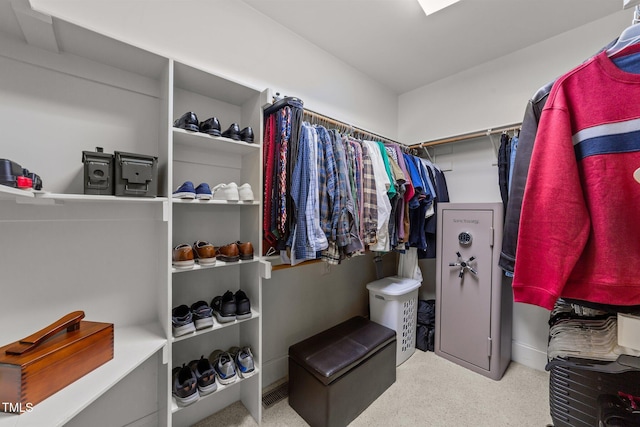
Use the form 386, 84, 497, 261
408, 122, 522, 149
302, 108, 401, 145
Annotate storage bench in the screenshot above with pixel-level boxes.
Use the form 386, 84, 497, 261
288, 316, 396, 427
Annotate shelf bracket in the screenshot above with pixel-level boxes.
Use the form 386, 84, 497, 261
260, 259, 272, 279
162, 201, 169, 222
162, 343, 169, 365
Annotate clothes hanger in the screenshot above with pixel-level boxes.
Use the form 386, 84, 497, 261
606, 5, 640, 57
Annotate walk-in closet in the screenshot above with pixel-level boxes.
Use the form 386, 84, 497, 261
1, 1, 639, 426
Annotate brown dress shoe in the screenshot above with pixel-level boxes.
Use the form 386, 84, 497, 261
217, 243, 240, 262
173, 243, 194, 269
193, 240, 217, 265
236, 241, 254, 260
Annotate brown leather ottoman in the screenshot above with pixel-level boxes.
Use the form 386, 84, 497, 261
288, 316, 396, 427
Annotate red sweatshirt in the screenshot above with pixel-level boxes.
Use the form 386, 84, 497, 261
513, 50, 640, 310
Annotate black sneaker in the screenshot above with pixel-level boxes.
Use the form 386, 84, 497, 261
190, 300, 214, 330
187, 356, 218, 396
211, 291, 236, 323
172, 364, 200, 407
234, 290, 252, 320
172, 304, 196, 337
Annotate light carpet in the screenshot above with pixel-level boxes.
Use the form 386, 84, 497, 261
194, 350, 553, 427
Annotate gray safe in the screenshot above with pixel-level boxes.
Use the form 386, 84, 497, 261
434, 202, 512, 380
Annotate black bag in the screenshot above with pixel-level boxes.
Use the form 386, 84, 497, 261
416, 300, 436, 352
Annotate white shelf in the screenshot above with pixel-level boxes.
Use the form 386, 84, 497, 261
172, 128, 259, 155
172, 198, 259, 206
172, 310, 260, 343
0, 185, 169, 204
37, 193, 168, 203
0, 185, 35, 200
170, 368, 260, 414
172, 258, 260, 274
0, 323, 166, 427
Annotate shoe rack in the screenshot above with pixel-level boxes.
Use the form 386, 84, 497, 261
168, 61, 268, 427
0, 4, 268, 427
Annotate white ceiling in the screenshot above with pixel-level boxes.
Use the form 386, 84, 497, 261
0, 0, 627, 95
241, 0, 623, 94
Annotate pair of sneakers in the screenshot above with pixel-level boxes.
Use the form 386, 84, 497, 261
172, 355, 218, 407
211, 290, 252, 323
209, 346, 255, 385
172, 301, 214, 337
211, 182, 254, 202
172, 181, 213, 200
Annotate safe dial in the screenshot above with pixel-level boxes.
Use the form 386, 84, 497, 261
458, 231, 472, 245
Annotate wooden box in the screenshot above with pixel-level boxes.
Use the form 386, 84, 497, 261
0, 311, 114, 413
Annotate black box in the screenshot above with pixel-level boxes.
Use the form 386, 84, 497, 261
82, 148, 114, 195
114, 151, 157, 197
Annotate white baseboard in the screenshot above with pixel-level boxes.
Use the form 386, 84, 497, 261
511, 340, 548, 372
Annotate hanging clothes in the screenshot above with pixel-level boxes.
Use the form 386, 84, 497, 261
363, 140, 392, 252
263, 97, 304, 255
497, 131, 511, 217
500, 39, 618, 275
513, 49, 640, 310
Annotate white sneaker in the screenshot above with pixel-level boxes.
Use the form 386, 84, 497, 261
212, 182, 239, 201
238, 183, 254, 202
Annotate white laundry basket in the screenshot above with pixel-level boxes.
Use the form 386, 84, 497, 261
366, 276, 421, 366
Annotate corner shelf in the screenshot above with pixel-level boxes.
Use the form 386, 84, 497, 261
0, 323, 166, 427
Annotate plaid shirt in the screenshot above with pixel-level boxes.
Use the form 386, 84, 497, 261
316, 126, 337, 240
306, 125, 328, 253
331, 130, 351, 248
288, 122, 313, 263
350, 140, 364, 242
361, 143, 378, 245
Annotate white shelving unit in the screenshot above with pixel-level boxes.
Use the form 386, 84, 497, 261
0, 3, 268, 426
168, 60, 267, 427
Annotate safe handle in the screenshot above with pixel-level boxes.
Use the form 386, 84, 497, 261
4, 311, 85, 355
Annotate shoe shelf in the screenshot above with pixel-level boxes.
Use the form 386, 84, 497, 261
172, 258, 261, 274
170, 368, 260, 414
0, 323, 166, 427
171, 309, 260, 343
172, 128, 259, 155
172, 199, 259, 206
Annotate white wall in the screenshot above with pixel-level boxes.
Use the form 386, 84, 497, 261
30, 0, 398, 141
400, 10, 634, 371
